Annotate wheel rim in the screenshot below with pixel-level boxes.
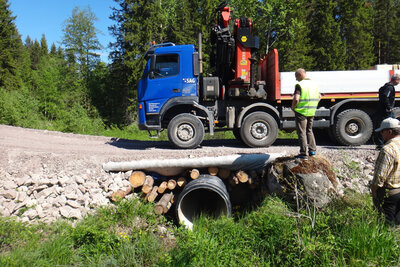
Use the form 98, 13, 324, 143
250, 122, 268, 140
345, 119, 362, 136
177, 123, 194, 141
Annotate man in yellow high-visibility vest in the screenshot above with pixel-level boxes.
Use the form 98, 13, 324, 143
291, 68, 320, 159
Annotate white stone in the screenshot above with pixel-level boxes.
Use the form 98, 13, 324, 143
35, 205, 45, 218
75, 177, 85, 184
3, 180, 17, 190
18, 186, 29, 192
16, 191, 28, 203
67, 200, 81, 209
2, 190, 17, 199
60, 206, 82, 219
54, 195, 67, 207
24, 209, 38, 220
3, 201, 16, 215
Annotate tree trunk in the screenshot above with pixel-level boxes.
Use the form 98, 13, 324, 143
110, 187, 132, 202
142, 175, 154, 194
190, 169, 200, 179
177, 177, 187, 187
167, 179, 177, 190
158, 181, 168, 194
236, 170, 249, 183
154, 193, 173, 215
129, 171, 146, 188
208, 166, 218, 176
147, 186, 159, 202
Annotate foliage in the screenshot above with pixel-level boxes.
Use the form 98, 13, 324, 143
0, 0, 23, 89
372, 0, 400, 64
2, 193, 399, 266
336, 0, 375, 69
61, 6, 102, 77
308, 0, 346, 70
1, 0, 400, 130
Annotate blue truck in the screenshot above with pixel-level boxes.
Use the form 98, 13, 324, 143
137, 3, 400, 149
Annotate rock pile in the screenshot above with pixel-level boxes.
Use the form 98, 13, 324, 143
0, 168, 132, 223
0, 152, 376, 224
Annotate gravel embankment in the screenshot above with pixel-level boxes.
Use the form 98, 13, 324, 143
0, 125, 378, 223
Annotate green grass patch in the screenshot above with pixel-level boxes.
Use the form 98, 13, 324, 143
1, 193, 399, 266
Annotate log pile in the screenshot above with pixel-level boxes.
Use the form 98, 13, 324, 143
110, 167, 262, 215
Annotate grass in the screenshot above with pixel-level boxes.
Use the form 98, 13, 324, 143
1, 192, 399, 266
101, 124, 297, 142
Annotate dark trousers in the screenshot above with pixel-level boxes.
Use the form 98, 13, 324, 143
374, 188, 400, 225
295, 112, 316, 156
374, 110, 394, 146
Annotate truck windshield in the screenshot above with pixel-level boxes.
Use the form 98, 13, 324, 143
153, 54, 179, 78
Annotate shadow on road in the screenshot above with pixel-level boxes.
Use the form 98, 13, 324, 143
106, 136, 375, 151
105, 137, 305, 150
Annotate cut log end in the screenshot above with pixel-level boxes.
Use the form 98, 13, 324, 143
208, 166, 219, 176
147, 186, 159, 202
142, 175, 154, 194
190, 169, 200, 179
129, 171, 146, 188
154, 193, 173, 215
236, 170, 249, 183
167, 179, 177, 190
177, 177, 187, 187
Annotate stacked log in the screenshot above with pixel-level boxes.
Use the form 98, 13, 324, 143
110, 166, 263, 216
154, 193, 174, 215
190, 169, 200, 179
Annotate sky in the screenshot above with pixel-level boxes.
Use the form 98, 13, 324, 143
9, 0, 117, 62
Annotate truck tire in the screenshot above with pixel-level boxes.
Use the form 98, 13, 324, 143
167, 114, 205, 149
240, 112, 278, 147
333, 109, 372, 146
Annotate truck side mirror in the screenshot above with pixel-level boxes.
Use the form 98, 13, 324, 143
149, 54, 156, 79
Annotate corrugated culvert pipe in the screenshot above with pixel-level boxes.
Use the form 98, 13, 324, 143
176, 175, 231, 229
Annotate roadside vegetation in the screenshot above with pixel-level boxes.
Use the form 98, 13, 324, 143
1, 192, 399, 266
2, 0, 400, 141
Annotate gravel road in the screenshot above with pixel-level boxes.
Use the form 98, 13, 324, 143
0, 125, 378, 223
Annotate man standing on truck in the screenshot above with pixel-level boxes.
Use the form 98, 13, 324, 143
371, 117, 400, 225
375, 74, 400, 149
291, 68, 320, 159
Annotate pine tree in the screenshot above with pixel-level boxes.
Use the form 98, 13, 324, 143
373, 0, 400, 64
30, 40, 42, 70
308, 0, 346, 70
50, 43, 57, 55
337, 0, 374, 69
109, 0, 168, 123
0, 0, 23, 89
40, 34, 49, 56
62, 6, 102, 78
254, 0, 313, 71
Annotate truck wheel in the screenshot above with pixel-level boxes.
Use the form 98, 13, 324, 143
333, 109, 372, 146
167, 114, 205, 149
240, 112, 278, 147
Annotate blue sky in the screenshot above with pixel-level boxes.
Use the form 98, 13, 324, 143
9, 0, 117, 62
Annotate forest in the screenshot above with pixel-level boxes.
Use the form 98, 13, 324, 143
1, 0, 400, 134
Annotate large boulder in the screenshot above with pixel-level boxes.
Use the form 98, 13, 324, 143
264, 155, 343, 208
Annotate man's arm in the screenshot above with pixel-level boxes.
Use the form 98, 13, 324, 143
380, 85, 392, 111
291, 92, 300, 110
371, 150, 392, 197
